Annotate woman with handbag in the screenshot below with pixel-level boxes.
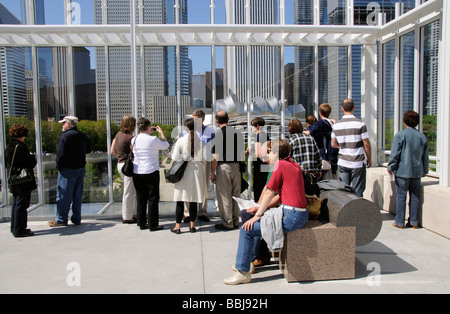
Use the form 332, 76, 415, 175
111, 115, 137, 224
170, 118, 206, 234
132, 118, 169, 231
5, 125, 37, 238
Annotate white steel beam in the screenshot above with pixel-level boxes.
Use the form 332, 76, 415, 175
0, 24, 380, 47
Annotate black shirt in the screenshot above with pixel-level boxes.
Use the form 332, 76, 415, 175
56, 127, 92, 171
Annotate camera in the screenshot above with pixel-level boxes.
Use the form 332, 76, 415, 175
151, 127, 157, 131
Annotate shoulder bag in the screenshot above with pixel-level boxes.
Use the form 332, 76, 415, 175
122, 135, 137, 177
8, 144, 34, 186
165, 158, 188, 183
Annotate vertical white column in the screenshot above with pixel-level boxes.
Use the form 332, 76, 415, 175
175, 0, 181, 130
394, 35, 400, 134
32, 46, 45, 206
280, 45, 285, 139
102, 0, 108, 24
130, 0, 138, 119
25, 0, 35, 25
280, 0, 285, 25
105, 47, 114, 204
314, 45, 319, 117
438, 1, 450, 186
67, 46, 75, 116
138, 0, 145, 118
210, 0, 215, 24
247, 44, 252, 200
361, 44, 378, 166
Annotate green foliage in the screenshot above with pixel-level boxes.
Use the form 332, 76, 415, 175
4, 116, 37, 152
4, 118, 123, 154
152, 123, 176, 145
422, 115, 437, 156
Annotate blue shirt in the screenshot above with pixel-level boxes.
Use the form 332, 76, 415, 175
387, 127, 429, 179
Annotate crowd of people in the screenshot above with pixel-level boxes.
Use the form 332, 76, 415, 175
5, 99, 429, 285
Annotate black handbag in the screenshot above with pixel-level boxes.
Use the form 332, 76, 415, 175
121, 135, 137, 177
165, 159, 188, 183
8, 144, 34, 186
122, 151, 134, 177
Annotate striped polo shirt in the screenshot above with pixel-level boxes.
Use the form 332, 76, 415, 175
331, 115, 369, 169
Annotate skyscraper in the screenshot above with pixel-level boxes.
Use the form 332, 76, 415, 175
0, 4, 27, 117
225, 0, 280, 104
94, 0, 190, 124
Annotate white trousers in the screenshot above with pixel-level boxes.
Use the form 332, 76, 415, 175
117, 162, 137, 220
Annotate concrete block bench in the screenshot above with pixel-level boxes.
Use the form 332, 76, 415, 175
279, 220, 356, 282
279, 182, 382, 282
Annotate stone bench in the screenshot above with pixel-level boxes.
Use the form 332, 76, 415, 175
279, 182, 382, 282
279, 220, 356, 282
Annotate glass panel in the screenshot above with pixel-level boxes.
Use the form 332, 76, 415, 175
190, 46, 212, 108
0, 0, 27, 24
214, 46, 225, 107
223, 0, 279, 25
142, 0, 165, 24
285, 46, 307, 127
106, 0, 130, 24
1, 47, 38, 213
35, 0, 65, 25
188, 0, 210, 24
224, 45, 247, 104
74, 47, 97, 121
292, 0, 313, 25
72, 0, 95, 25
352, 45, 362, 118
74, 47, 112, 212
400, 31, 415, 128
293, 46, 315, 117
320, 0, 346, 25
161, 0, 187, 25
318, 46, 348, 121
383, 40, 396, 151
421, 21, 439, 158
214, 0, 226, 24
36, 47, 68, 214
96, 46, 130, 215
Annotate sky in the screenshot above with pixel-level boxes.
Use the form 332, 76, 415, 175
0, 0, 295, 74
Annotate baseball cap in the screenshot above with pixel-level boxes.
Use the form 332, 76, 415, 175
59, 116, 79, 124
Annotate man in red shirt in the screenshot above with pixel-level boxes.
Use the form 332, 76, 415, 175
224, 139, 309, 285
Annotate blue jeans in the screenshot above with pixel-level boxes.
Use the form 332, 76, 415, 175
56, 168, 86, 224
235, 207, 308, 272
240, 209, 262, 262
395, 176, 421, 227
339, 165, 366, 197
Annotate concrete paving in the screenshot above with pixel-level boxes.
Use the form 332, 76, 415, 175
1, 211, 450, 294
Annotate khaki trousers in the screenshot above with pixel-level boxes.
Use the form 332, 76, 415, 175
216, 163, 241, 228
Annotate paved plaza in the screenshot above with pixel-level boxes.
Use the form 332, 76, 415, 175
1, 210, 450, 295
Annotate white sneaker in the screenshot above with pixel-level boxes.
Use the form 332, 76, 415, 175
224, 271, 251, 285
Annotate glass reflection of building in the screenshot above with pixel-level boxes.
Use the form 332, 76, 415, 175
94, 0, 191, 125
225, 0, 280, 103
0, 3, 27, 118
293, 0, 418, 119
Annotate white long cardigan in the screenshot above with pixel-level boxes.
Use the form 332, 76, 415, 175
171, 133, 207, 203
